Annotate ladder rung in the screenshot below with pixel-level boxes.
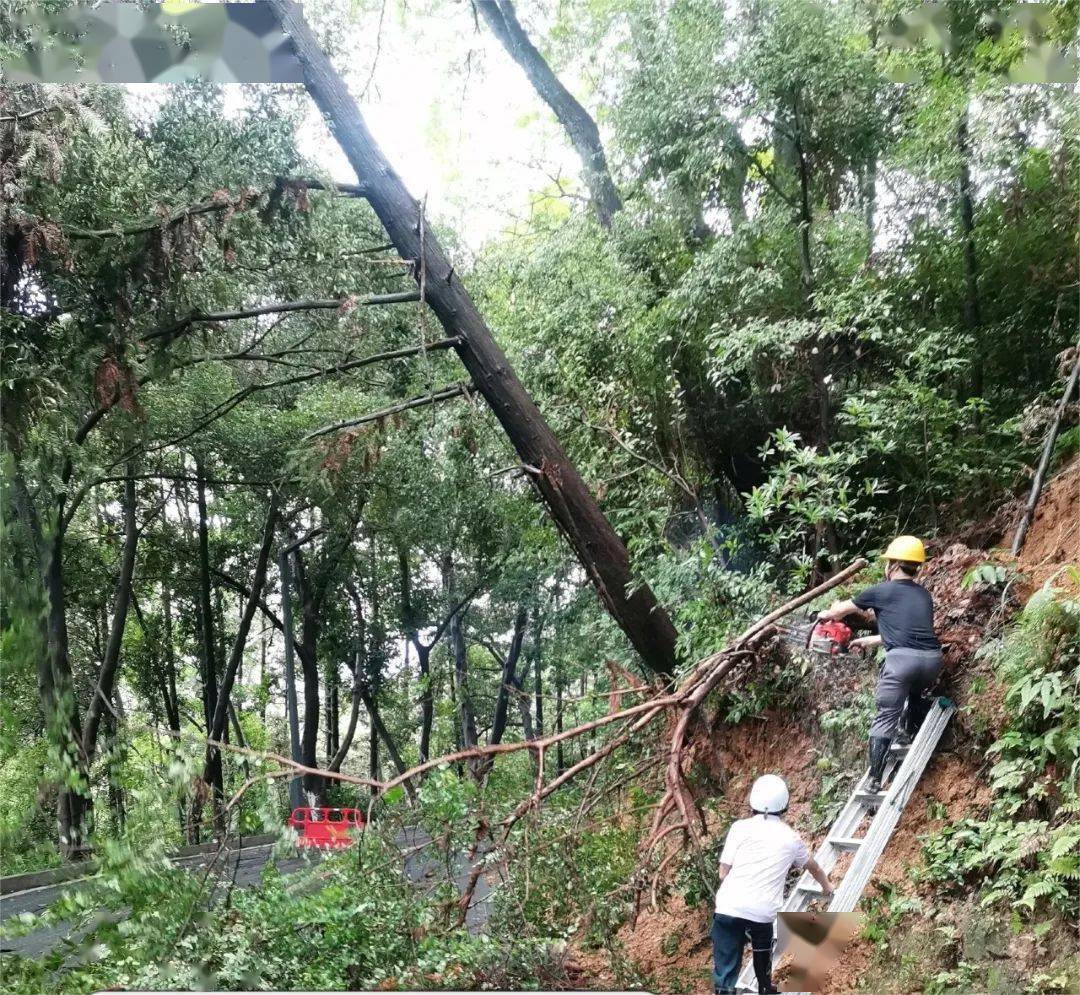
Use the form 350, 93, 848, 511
828, 836, 863, 851
890, 743, 909, 753
854, 789, 885, 801
797, 882, 824, 893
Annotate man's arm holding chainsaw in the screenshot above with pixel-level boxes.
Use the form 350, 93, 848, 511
819, 601, 880, 650
818, 599, 859, 621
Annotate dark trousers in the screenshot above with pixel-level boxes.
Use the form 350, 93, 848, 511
869, 647, 942, 740
711, 912, 773, 993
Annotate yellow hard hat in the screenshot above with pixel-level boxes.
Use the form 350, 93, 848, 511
882, 535, 926, 563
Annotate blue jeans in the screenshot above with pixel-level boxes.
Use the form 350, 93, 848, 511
711, 912, 774, 993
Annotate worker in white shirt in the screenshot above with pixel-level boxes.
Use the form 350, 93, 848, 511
712, 775, 835, 994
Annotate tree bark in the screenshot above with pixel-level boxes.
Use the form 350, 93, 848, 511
81, 465, 138, 766
475, 0, 622, 228
416, 642, 434, 764
194, 460, 218, 734
201, 497, 279, 830
532, 615, 544, 737
792, 91, 829, 448
358, 686, 410, 783
329, 656, 363, 773
398, 549, 435, 763
957, 106, 983, 398
8, 462, 89, 857
293, 548, 323, 799
269, 0, 678, 679
511, 664, 535, 742
486, 600, 527, 756
444, 555, 479, 759
161, 584, 181, 733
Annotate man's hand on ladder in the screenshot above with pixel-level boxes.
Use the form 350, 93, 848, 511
806, 857, 836, 899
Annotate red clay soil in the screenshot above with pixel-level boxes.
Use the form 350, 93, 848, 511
1012, 457, 1080, 598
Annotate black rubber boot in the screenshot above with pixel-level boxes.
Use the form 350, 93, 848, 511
904, 695, 930, 739
866, 736, 892, 794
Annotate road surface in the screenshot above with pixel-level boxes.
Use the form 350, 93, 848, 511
0, 828, 490, 959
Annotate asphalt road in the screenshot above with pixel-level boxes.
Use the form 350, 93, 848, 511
0, 828, 490, 959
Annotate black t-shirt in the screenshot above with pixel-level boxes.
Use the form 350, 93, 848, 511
853, 579, 940, 651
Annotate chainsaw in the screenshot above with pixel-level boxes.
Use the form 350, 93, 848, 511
807, 618, 855, 656
778, 612, 870, 657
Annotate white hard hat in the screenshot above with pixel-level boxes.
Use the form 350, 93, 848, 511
749, 774, 789, 815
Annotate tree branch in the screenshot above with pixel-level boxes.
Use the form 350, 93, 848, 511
304, 382, 475, 440
143, 291, 422, 344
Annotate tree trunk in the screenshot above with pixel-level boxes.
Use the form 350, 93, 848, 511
269, 0, 678, 679
194, 460, 218, 734
444, 556, 479, 759
11, 462, 91, 858
792, 93, 829, 448
511, 664, 535, 742
201, 498, 278, 832
416, 642, 434, 764
328, 656, 363, 773
161, 585, 181, 733
41, 534, 86, 851
555, 656, 564, 775
475, 0, 622, 228
325, 666, 339, 761
358, 686, 411, 787
293, 549, 323, 800
532, 616, 544, 737
478, 606, 529, 779
81, 465, 138, 766
957, 106, 983, 398
369, 713, 380, 782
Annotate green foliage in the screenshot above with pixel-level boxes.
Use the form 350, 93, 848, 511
961, 562, 1010, 590
496, 811, 641, 947
923, 585, 1080, 918
861, 882, 923, 951
0, 830, 561, 994
746, 429, 884, 584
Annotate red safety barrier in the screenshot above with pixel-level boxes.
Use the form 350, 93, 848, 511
287, 807, 366, 848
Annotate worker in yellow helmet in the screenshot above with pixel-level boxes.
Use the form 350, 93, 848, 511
817, 536, 941, 794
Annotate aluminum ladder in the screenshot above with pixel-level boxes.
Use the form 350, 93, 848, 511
735, 696, 955, 993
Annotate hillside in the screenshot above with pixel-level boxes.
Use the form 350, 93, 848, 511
566, 465, 1080, 994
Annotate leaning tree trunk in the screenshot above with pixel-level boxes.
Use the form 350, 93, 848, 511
328, 660, 363, 773
475, 0, 622, 228
194, 461, 219, 735
269, 0, 678, 679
